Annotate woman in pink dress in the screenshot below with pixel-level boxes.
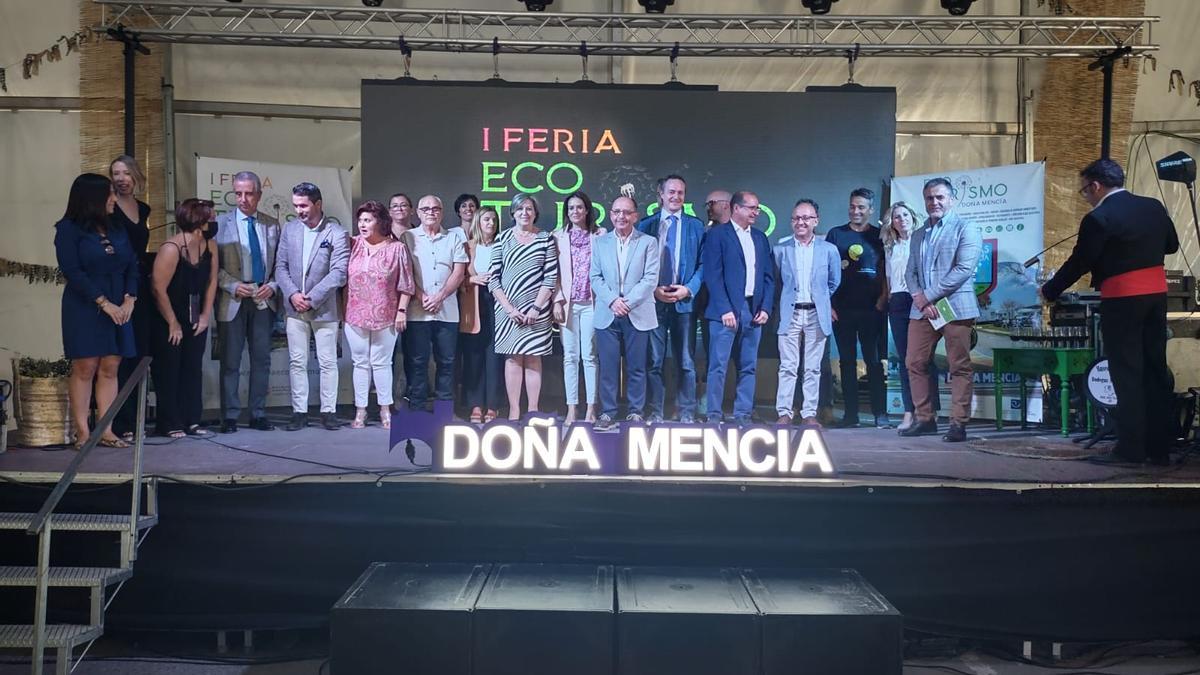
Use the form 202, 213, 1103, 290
343, 200, 415, 429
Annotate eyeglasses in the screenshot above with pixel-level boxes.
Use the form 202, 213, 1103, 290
737, 204, 761, 212
610, 209, 637, 216
792, 216, 819, 223
1078, 183, 1095, 197
389, 204, 410, 211
418, 206, 443, 214
99, 236, 115, 255
705, 199, 729, 206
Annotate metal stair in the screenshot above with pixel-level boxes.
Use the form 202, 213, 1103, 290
0, 357, 156, 674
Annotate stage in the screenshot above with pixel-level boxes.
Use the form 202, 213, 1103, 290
3, 418, 1200, 644
1, 418, 1198, 486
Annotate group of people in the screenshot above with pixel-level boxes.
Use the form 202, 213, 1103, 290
56, 165, 988, 443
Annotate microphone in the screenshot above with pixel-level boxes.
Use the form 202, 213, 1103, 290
1024, 232, 1078, 268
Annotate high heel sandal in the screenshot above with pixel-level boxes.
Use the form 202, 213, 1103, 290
351, 410, 367, 429
380, 409, 392, 430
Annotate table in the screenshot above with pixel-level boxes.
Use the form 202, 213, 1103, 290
992, 347, 1094, 436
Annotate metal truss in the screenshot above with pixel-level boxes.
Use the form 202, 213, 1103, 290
94, 0, 1156, 58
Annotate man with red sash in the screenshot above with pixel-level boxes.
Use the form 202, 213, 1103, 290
1042, 158, 1179, 466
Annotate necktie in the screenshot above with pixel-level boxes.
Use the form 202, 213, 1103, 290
247, 215, 266, 284
662, 214, 678, 285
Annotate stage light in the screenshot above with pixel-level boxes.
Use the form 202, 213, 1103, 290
638, 0, 674, 12
520, 0, 553, 10
941, 0, 976, 15
362, 0, 383, 6
801, 0, 837, 14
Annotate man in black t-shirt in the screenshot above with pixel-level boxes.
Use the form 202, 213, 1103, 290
825, 187, 889, 428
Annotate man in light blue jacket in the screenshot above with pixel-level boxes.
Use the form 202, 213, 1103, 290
590, 195, 660, 431
774, 199, 841, 426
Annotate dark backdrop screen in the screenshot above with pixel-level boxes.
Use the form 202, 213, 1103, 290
362, 80, 895, 238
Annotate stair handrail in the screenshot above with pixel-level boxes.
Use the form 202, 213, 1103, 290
25, 355, 151, 536
24, 355, 151, 675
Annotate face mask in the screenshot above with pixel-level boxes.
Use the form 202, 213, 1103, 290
203, 220, 219, 240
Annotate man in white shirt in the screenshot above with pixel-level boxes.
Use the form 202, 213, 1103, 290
700, 191, 775, 425
636, 175, 705, 423
401, 195, 468, 411
214, 171, 280, 433
773, 199, 841, 426
275, 182, 351, 431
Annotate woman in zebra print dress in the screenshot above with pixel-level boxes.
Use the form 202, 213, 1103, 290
489, 193, 559, 420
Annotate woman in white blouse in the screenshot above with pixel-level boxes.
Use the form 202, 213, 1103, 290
881, 201, 939, 431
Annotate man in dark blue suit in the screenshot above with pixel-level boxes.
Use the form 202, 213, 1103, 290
702, 191, 775, 424
638, 174, 705, 423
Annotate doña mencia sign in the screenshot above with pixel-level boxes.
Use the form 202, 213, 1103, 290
389, 404, 836, 478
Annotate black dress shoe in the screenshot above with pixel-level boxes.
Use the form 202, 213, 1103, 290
942, 422, 967, 443
321, 413, 341, 431
1088, 451, 1143, 467
834, 417, 861, 429
248, 417, 275, 431
898, 420, 938, 437
220, 419, 238, 434
285, 413, 308, 431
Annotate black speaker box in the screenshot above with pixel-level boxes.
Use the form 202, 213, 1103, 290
472, 563, 615, 675
741, 568, 903, 675
330, 562, 490, 675
616, 566, 760, 675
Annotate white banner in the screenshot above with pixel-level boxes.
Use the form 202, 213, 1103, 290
890, 161, 1046, 422
195, 156, 356, 411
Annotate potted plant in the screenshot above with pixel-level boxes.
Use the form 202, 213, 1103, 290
12, 357, 72, 448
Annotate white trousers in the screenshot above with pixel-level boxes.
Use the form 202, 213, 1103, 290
776, 307, 827, 419
344, 323, 399, 408
286, 316, 340, 414
560, 303, 598, 405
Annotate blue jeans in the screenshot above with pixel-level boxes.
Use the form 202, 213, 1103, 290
647, 305, 697, 419
705, 305, 762, 421
597, 316, 649, 419
406, 320, 458, 408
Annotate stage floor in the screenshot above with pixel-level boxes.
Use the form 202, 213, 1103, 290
3, 415, 1197, 488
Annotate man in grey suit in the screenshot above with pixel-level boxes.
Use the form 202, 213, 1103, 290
774, 199, 840, 426
590, 195, 660, 432
215, 171, 279, 433
275, 182, 351, 431
899, 177, 982, 442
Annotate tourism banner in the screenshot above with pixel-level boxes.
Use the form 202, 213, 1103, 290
890, 161, 1046, 422
196, 156, 356, 410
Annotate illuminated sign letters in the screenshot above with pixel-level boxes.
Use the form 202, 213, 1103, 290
437, 418, 836, 478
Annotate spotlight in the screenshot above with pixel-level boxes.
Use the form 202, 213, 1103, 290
800, 0, 837, 14
638, 0, 674, 12
941, 0, 976, 15
362, 0, 383, 6
520, 0, 553, 10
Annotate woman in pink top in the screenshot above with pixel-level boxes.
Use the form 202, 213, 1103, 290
344, 200, 415, 429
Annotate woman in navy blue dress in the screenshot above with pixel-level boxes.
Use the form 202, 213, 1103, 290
54, 173, 139, 448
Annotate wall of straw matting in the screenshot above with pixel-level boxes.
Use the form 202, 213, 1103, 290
1034, 0, 1145, 279
79, 1, 167, 248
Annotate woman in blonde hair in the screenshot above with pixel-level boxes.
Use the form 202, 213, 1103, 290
881, 201, 938, 431
460, 207, 503, 423
109, 154, 153, 441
